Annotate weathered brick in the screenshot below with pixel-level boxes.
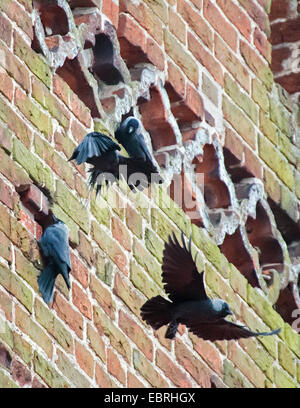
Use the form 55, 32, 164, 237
259, 111, 279, 144
252, 78, 269, 112
133, 238, 163, 287
107, 348, 126, 385
51, 203, 79, 246
157, 346, 193, 387
95, 363, 118, 388
284, 324, 300, 359
202, 72, 219, 106
0, 0, 33, 39
56, 349, 91, 388
94, 305, 131, 363
53, 293, 84, 339
278, 342, 296, 377
90, 274, 115, 319
126, 204, 143, 239
0, 288, 12, 321
238, 0, 270, 35
0, 369, 18, 388
130, 260, 162, 300
216, 0, 251, 41
15, 249, 39, 292
189, 334, 223, 376
273, 367, 297, 388
112, 216, 131, 251
127, 371, 145, 388
87, 324, 106, 364
133, 348, 168, 387
75, 341, 94, 378
0, 12, 12, 47
164, 30, 199, 85
223, 359, 253, 388
0, 67, 13, 101
72, 282, 92, 320
12, 331, 32, 365
169, 8, 186, 44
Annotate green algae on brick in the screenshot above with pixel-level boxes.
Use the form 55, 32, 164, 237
34, 351, 70, 388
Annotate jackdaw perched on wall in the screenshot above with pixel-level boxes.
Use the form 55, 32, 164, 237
115, 116, 163, 184
141, 232, 281, 341
38, 215, 71, 303
69, 130, 163, 195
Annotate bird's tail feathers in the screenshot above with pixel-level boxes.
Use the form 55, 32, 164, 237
140, 296, 174, 330
38, 264, 58, 303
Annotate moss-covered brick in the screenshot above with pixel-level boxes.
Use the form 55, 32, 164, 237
280, 185, 298, 222
229, 263, 248, 300
13, 139, 54, 192
91, 194, 111, 228
247, 284, 285, 335
0, 263, 33, 312
15, 249, 39, 292
15, 305, 53, 358
94, 305, 131, 362
192, 224, 229, 277
223, 360, 253, 388
91, 222, 127, 275
238, 337, 274, 379
15, 88, 52, 136
223, 95, 256, 149
133, 237, 163, 287
0, 369, 18, 388
55, 180, 89, 233
90, 274, 116, 319
297, 362, 300, 383
0, 315, 13, 349
34, 298, 73, 353
263, 167, 280, 203
50, 203, 79, 246
259, 111, 279, 144
258, 134, 294, 189
95, 251, 113, 286
224, 74, 258, 123
278, 132, 298, 165
126, 204, 143, 238
130, 260, 162, 299
284, 323, 300, 359
93, 120, 111, 135
228, 342, 265, 387
34, 134, 75, 189
151, 207, 177, 242
128, 190, 150, 221
157, 187, 192, 236
273, 367, 297, 388
278, 342, 296, 377
0, 125, 12, 153
144, 228, 164, 263
0, 230, 11, 263
0, 147, 30, 187
12, 331, 32, 365
14, 32, 51, 88
269, 98, 291, 136
0, 97, 32, 147
133, 348, 169, 387
32, 78, 69, 129
34, 351, 70, 388
252, 79, 269, 112
87, 324, 106, 364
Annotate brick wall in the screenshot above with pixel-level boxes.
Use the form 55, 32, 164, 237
0, 0, 299, 389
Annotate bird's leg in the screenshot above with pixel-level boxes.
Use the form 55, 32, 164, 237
165, 320, 179, 339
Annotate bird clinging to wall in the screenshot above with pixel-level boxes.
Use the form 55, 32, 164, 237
141, 232, 281, 341
115, 116, 163, 185
38, 214, 71, 303
69, 124, 163, 195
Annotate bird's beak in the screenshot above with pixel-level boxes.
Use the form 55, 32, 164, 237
228, 310, 233, 315
128, 126, 134, 134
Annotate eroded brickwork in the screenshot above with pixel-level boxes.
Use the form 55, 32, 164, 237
0, 0, 299, 389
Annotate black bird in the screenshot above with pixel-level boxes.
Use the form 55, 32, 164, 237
38, 215, 71, 303
141, 232, 281, 341
69, 130, 163, 194
115, 116, 163, 184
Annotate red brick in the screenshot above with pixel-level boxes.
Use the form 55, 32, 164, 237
53, 74, 69, 107
244, 146, 263, 179
126, 204, 143, 239
254, 28, 272, 63
169, 8, 186, 45
0, 178, 13, 209
224, 127, 244, 161
77, 231, 94, 268
119, 310, 153, 360
87, 324, 106, 363
1, 0, 33, 39
19, 184, 49, 217
72, 282, 92, 319
95, 363, 117, 388
107, 349, 126, 385
156, 348, 192, 387
127, 372, 145, 388
70, 252, 89, 289
269, 0, 289, 20
102, 0, 119, 28
186, 82, 204, 119
215, 36, 250, 92
189, 334, 223, 376
75, 341, 94, 378
178, 0, 213, 50
11, 360, 31, 387
175, 339, 212, 387
238, 0, 270, 35
112, 216, 131, 252
203, 0, 238, 51
217, 0, 252, 42
19, 209, 35, 236
32, 377, 47, 388
146, 37, 165, 71
53, 293, 84, 339
271, 47, 291, 73
119, 1, 163, 45
90, 274, 116, 319
167, 60, 186, 100
70, 91, 92, 128
0, 67, 13, 101
0, 12, 12, 47
0, 287, 12, 321
0, 43, 30, 93
118, 13, 147, 54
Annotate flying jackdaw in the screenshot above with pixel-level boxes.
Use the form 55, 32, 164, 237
38, 215, 71, 303
141, 232, 281, 341
69, 130, 163, 195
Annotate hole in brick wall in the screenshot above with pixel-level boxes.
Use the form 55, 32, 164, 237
246, 202, 284, 275
219, 229, 260, 288
195, 145, 231, 209
165, 81, 183, 104
223, 148, 253, 183
56, 57, 100, 117
275, 282, 300, 325
139, 87, 176, 151
33, 2, 69, 36
118, 37, 150, 69
268, 199, 300, 246
91, 34, 124, 86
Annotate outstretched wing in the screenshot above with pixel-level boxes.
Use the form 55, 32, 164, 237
69, 132, 120, 165
40, 223, 71, 270
162, 232, 208, 302
188, 319, 281, 341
